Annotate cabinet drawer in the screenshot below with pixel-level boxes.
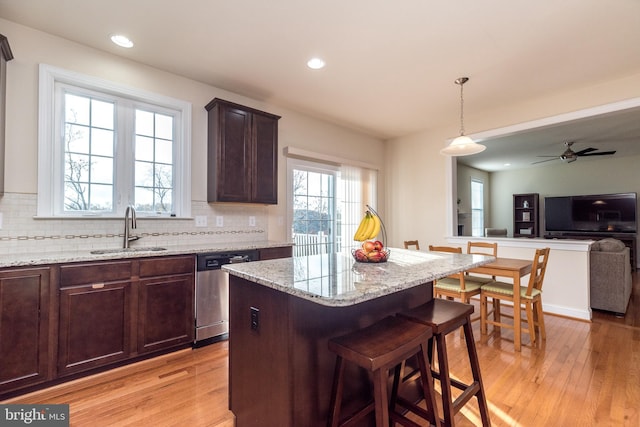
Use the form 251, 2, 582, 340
139, 255, 195, 278
60, 261, 133, 287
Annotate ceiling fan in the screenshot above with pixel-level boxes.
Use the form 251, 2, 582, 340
532, 141, 616, 164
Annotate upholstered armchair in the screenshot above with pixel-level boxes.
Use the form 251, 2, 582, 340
589, 238, 632, 315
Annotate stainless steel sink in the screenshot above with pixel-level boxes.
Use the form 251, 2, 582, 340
90, 247, 167, 255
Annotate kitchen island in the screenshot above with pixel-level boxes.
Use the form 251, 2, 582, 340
223, 248, 492, 427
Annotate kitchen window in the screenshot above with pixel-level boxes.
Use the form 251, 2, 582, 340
287, 154, 377, 256
37, 64, 192, 218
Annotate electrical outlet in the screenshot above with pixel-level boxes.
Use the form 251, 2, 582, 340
194, 215, 207, 227
216, 216, 224, 227
249, 216, 256, 226
250, 307, 260, 331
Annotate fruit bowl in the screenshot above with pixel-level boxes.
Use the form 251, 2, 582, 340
351, 247, 390, 263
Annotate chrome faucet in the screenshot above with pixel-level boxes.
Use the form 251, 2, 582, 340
123, 205, 140, 248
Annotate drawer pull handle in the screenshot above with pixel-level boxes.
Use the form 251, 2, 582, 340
92, 283, 105, 289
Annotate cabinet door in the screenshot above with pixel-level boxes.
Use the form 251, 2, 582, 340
251, 112, 279, 204
0, 268, 52, 395
137, 273, 194, 354
212, 104, 252, 202
58, 280, 133, 377
259, 246, 292, 260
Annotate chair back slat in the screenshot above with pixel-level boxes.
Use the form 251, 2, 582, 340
404, 240, 420, 250
429, 245, 467, 287
467, 241, 498, 256
525, 248, 550, 296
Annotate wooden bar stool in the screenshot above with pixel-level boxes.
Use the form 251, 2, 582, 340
327, 315, 441, 427
397, 299, 491, 427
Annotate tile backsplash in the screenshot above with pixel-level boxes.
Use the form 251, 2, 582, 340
0, 193, 269, 255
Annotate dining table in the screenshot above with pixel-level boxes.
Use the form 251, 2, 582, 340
466, 257, 533, 351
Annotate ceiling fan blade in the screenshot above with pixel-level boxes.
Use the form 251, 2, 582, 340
578, 150, 616, 156
573, 147, 598, 156
532, 158, 558, 164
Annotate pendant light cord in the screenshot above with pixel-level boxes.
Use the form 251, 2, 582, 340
456, 77, 468, 137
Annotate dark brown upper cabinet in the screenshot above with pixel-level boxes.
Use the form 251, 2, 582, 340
0, 34, 14, 196
206, 98, 281, 204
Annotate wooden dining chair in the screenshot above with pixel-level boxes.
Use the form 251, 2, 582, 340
466, 241, 499, 283
404, 240, 420, 250
429, 245, 488, 319
480, 247, 550, 345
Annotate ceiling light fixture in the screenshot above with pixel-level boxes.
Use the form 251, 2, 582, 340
110, 34, 134, 48
307, 57, 326, 70
440, 77, 486, 156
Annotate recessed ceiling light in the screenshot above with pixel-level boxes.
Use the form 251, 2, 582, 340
110, 34, 134, 48
307, 57, 326, 70
503, 163, 511, 167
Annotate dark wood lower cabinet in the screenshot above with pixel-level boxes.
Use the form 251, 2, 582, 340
57, 280, 133, 377
0, 267, 53, 395
138, 274, 194, 354
57, 256, 195, 377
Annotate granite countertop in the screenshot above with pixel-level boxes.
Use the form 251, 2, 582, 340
0, 241, 293, 268
223, 247, 494, 307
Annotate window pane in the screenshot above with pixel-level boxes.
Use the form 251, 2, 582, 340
65, 153, 89, 183
66, 124, 89, 154
136, 136, 154, 162
89, 184, 113, 210
155, 114, 173, 140
156, 138, 173, 164
64, 182, 88, 211
136, 110, 154, 137
65, 94, 90, 125
155, 163, 173, 188
91, 128, 114, 157
90, 156, 113, 184
135, 161, 154, 187
91, 99, 114, 130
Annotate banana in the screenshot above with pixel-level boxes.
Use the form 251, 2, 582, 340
367, 213, 381, 240
361, 213, 376, 241
353, 211, 372, 241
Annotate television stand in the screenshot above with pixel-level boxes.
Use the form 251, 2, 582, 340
545, 232, 637, 270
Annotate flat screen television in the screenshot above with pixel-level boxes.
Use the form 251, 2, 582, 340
544, 192, 637, 234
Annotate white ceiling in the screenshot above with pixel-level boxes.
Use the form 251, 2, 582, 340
1, 0, 640, 168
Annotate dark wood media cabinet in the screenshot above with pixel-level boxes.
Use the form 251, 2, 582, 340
544, 232, 637, 270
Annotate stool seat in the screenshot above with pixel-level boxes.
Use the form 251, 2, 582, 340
397, 299, 491, 427
328, 315, 441, 427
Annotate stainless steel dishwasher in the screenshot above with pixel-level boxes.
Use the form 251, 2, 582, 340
195, 250, 259, 345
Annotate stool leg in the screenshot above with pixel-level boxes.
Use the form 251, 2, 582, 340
328, 356, 345, 427
435, 332, 455, 427
463, 320, 491, 426
372, 367, 390, 427
416, 341, 442, 427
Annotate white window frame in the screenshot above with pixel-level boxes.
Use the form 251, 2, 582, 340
471, 178, 484, 237
37, 64, 192, 218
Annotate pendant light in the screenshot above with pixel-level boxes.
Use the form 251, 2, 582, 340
440, 77, 486, 156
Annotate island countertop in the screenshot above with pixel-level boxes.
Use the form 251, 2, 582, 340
223, 247, 493, 307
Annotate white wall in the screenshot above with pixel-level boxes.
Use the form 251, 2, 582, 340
0, 18, 385, 251
456, 163, 490, 236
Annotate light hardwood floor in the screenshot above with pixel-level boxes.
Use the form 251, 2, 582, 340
4, 273, 640, 427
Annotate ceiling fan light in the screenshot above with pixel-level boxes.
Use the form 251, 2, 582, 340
440, 135, 486, 156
